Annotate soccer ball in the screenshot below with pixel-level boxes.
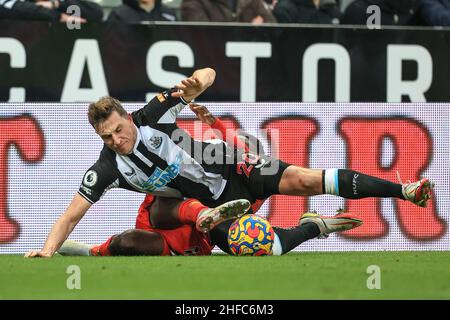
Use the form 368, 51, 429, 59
228, 215, 275, 256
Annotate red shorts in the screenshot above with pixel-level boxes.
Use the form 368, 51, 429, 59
135, 195, 214, 256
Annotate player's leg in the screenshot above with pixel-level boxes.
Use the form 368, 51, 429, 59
278, 166, 433, 207
243, 154, 432, 207
208, 220, 317, 255
94, 196, 249, 255
209, 211, 362, 255
149, 197, 207, 229
208, 220, 234, 254
271, 223, 321, 255
208, 218, 319, 255
149, 196, 251, 233
273, 211, 363, 254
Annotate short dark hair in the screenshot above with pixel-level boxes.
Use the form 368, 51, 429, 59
88, 96, 127, 128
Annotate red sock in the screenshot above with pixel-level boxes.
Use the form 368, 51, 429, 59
178, 199, 208, 225
90, 236, 114, 256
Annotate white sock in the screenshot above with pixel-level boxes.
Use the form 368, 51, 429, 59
272, 233, 283, 256
324, 169, 340, 196
58, 240, 92, 256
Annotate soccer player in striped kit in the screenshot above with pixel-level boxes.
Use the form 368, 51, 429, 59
58, 103, 362, 257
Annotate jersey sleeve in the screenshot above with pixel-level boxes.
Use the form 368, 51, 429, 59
78, 159, 119, 204
133, 88, 189, 127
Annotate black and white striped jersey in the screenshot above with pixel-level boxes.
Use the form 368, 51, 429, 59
78, 88, 234, 205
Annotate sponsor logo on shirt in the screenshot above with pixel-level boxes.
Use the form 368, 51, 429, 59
142, 154, 182, 192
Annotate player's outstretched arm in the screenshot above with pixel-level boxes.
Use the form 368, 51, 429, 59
189, 103, 216, 125
189, 103, 249, 151
24, 193, 91, 258
171, 67, 216, 102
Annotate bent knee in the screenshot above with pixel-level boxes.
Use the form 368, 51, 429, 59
280, 167, 322, 195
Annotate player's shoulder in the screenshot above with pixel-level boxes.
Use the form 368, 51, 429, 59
95, 145, 118, 170
84, 147, 120, 185
99, 144, 115, 159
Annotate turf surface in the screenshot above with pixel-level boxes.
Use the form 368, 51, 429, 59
1, 252, 449, 299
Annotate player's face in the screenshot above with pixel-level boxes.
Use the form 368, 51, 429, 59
96, 111, 137, 155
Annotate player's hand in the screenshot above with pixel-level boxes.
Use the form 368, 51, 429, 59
189, 103, 216, 125
172, 77, 203, 102
35, 1, 55, 9
24, 250, 53, 258
59, 13, 87, 24
251, 15, 264, 25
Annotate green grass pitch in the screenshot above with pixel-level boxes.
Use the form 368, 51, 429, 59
1, 251, 449, 299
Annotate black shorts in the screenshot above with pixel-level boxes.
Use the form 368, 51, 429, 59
213, 152, 290, 206
207, 153, 290, 254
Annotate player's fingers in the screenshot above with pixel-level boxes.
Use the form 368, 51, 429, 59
186, 77, 198, 86
198, 105, 209, 113
190, 103, 203, 111
175, 83, 187, 90
171, 90, 183, 98
189, 105, 199, 115
25, 251, 36, 258
196, 110, 208, 119
189, 104, 200, 111
191, 106, 205, 115
182, 79, 194, 86
191, 105, 203, 112
191, 77, 200, 84
24, 251, 37, 258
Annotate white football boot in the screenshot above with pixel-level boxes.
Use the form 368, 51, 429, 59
299, 211, 363, 239
196, 199, 251, 233
396, 172, 434, 208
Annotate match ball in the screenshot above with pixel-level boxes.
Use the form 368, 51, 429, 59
228, 215, 274, 256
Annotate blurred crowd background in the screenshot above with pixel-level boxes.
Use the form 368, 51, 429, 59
1, 0, 449, 27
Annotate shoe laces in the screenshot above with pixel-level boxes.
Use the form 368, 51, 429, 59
397, 171, 434, 206
396, 171, 412, 186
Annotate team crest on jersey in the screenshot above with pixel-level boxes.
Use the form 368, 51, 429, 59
83, 170, 98, 187
149, 136, 163, 149
124, 167, 136, 177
